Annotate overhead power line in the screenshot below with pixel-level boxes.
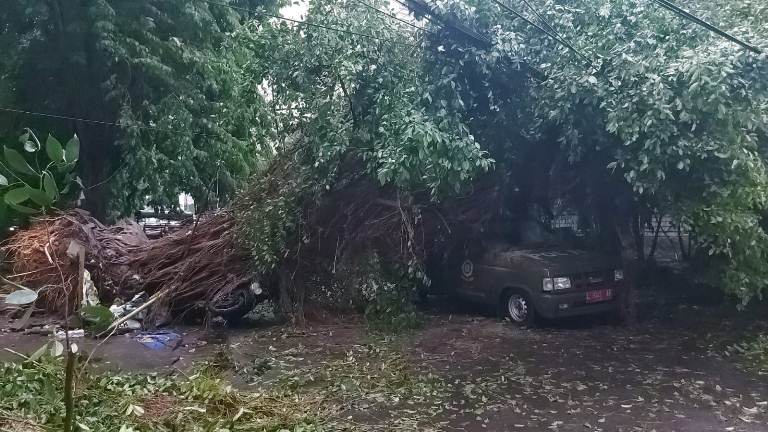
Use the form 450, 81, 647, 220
650, 0, 762, 54
520, 0, 558, 35
391, 0, 437, 25
0, 106, 224, 139
351, 0, 435, 34
199, 0, 419, 48
400, 0, 493, 48
0, 1, 550, 135
489, 0, 591, 64
400, 0, 546, 80
519, 0, 587, 62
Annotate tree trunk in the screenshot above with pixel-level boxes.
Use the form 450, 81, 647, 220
278, 267, 291, 312
647, 214, 663, 261
615, 222, 639, 326
74, 123, 117, 221
631, 213, 645, 263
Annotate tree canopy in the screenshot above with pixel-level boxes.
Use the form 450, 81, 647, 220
1, 0, 276, 218
238, 0, 768, 303
436, 0, 768, 302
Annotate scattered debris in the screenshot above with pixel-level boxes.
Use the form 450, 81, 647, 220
55, 329, 84, 339
134, 330, 182, 351
109, 292, 147, 320
121, 320, 142, 331
80, 270, 98, 308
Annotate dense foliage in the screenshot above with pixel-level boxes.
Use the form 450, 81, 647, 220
232, 0, 768, 306
404, 0, 768, 303
531, 0, 768, 303
0, 0, 277, 219
3, 0, 768, 305
234, 0, 494, 280
258, 0, 492, 198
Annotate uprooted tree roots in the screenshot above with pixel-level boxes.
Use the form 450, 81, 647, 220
2, 210, 149, 312
2, 210, 255, 325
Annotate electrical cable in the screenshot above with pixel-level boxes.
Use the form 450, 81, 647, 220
404, 0, 545, 79
650, 0, 761, 53
407, 0, 493, 47
351, 0, 435, 34
489, 0, 591, 64
391, 0, 440, 29
0, 0, 550, 134
0, 106, 224, 139
391, 0, 435, 24
520, 0, 558, 35
519, 0, 590, 64
199, 0, 419, 48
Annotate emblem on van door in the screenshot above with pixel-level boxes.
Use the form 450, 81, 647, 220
461, 259, 474, 281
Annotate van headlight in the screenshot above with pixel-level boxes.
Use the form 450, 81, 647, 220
554, 277, 571, 290
614, 269, 624, 281
543, 277, 571, 291
543, 278, 553, 292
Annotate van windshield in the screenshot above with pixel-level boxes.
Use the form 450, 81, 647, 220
512, 219, 581, 249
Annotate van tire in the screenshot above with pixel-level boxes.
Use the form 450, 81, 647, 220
501, 289, 537, 327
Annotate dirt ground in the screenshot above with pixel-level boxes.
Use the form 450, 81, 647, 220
1, 298, 767, 431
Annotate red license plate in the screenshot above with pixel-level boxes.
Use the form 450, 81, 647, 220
586, 288, 612, 303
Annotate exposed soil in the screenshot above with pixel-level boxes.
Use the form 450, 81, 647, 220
1, 299, 767, 431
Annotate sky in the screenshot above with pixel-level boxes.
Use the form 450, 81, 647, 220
281, 0, 309, 20
279, 0, 419, 22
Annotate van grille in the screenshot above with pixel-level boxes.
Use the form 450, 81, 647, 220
570, 271, 611, 290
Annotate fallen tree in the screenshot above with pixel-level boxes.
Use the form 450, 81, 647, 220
2, 146, 505, 326
3, 0, 767, 324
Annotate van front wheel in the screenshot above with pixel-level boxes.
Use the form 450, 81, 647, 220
502, 291, 536, 327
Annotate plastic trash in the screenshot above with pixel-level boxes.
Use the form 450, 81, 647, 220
120, 319, 142, 330
110, 292, 147, 319
134, 330, 182, 350
55, 329, 85, 339
81, 269, 99, 307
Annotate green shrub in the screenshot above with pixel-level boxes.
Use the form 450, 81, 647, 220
359, 259, 423, 334
364, 282, 423, 334
727, 334, 768, 375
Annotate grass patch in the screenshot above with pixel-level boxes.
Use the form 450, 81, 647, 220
0, 341, 454, 431
726, 333, 768, 375
0, 356, 325, 431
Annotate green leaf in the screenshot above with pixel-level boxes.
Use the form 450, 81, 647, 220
8, 202, 40, 214
80, 305, 114, 332
3, 147, 37, 176
64, 135, 80, 163
28, 342, 50, 362
42, 172, 58, 201
5, 289, 38, 305
45, 135, 64, 162
26, 186, 52, 207
0, 173, 7, 186
4, 187, 29, 204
